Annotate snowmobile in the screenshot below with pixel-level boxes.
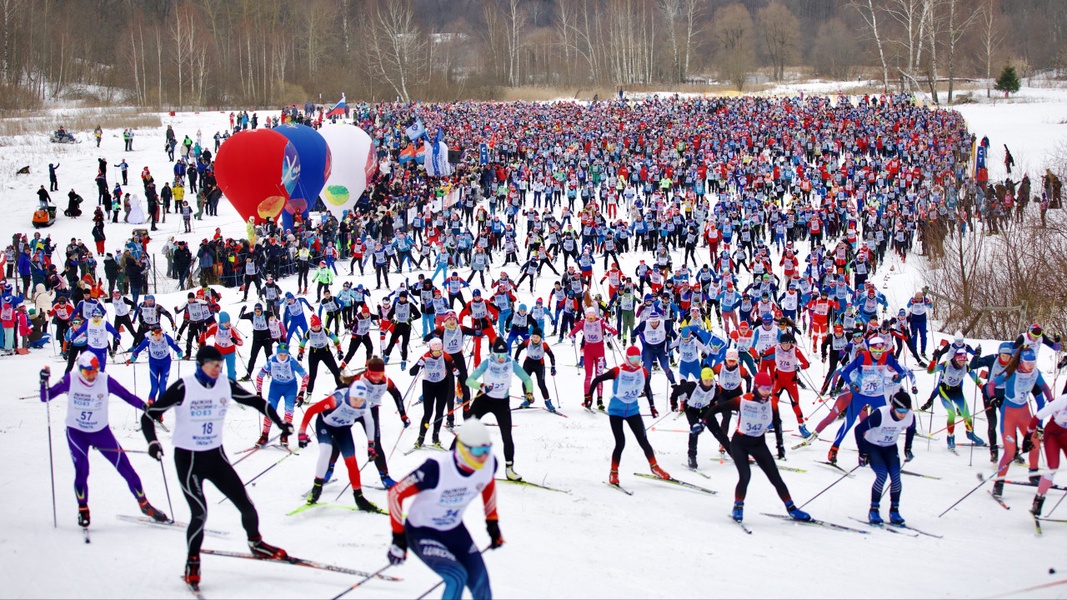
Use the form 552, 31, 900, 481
50, 129, 78, 144
32, 205, 57, 228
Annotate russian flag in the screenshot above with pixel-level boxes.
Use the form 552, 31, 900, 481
325, 95, 347, 118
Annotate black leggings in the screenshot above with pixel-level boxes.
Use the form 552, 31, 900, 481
609, 414, 655, 466
471, 394, 515, 462
307, 347, 342, 395
385, 323, 411, 361
984, 390, 1003, 449
344, 334, 374, 364
245, 335, 274, 375
729, 433, 791, 503
419, 379, 454, 441
523, 359, 551, 400
175, 447, 259, 555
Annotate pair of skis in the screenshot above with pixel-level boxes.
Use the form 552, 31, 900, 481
184, 549, 402, 597
606, 473, 717, 496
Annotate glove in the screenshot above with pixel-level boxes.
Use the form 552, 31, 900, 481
176, 351, 183, 360
525, 391, 534, 403
777, 445, 786, 460
570, 335, 576, 343
39, 367, 50, 385
296, 392, 305, 407
858, 453, 869, 467
904, 448, 914, 462
550, 367, 556, 376
911, 385, 918, 395
336, 349, 343, 361
401, 414, 411, 427
147, 440, 164, 461
408, 365, 419, 376
297, 349, 305, 361
690, 421, 705, 435
387, 532, 407, 565
974, 344, 982, 356
650, 405, 659, 418
126, 357, 134, 365
1022, 433, 1035, 453
279, 422, 295, 437
486, 519, 505, 549
920, 400, 933, 412
298, 433, 310, 448
368, 443, 379, 460
474, 331, 483, 338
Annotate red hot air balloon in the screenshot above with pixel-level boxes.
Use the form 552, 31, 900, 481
214, 129, 300, 224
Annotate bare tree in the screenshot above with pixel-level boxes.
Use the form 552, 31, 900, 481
757, 2, 800, 82
658, 0, 682, 82
0, 0, 24, 84
979, 0, 1002, 98
886, 0, 934, 92
366, 0, 426, 102
812, 18, 858, 80
712, 3, 755, 91
943, 0, 980, 102
850, 0, 891, 91
503, 0, 526, 86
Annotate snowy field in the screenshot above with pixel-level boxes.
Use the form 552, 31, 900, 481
1, 88, 1067, 599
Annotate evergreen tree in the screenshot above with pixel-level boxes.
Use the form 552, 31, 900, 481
995, 65, 1021, 96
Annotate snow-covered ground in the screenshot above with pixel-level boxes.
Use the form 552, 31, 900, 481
1, 89, 1066, 599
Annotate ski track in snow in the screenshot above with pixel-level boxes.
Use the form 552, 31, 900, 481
2, 92, 1066, 598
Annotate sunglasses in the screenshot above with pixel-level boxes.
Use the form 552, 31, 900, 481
893, 406, 910, 414
466, 443, 493, 457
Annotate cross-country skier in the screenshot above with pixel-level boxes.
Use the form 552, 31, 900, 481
386, 418, 503, 600
693, 371, 812, 524
254, 343, 309, 447
465, 339, 534, 481
855, 390, 916, 525
40, 353, 169, 529
128, 324, 183, 402
297, 378, 381, 511
588, 345, 671, 486
141, 346, 294, 591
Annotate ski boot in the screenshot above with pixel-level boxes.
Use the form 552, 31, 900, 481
596, 400, 605, 412
139, 499, 169, 522
609, 469, 620, 486
384, 353, 391, 364
444, 416, 454, 429
827, 446, 839, 464
432, 435, 442, 447
400, 360, 407, 371
354, 491, 380, 513
649, 461, 671, 480
992, 480, 1004, 499
1031, 494, 1046, 517
947, 435, 956, 450
1030, 468, 1041, 485
966, 431, 986, 446
77, 506, 90, 527
1013, 451, 1026, 465
687, 453, 698, 469
413, 437, 424, 449
990, 445, 999, 464
868, 502, 883, 525
248, 536, 288, 560
545, 399, 557, 412
279, 433, 289, 448
380, 474, 397, 490
577, 356, 585, 367
785, 501, 812, 522
255, 433, 269, 448
519, 399, 533, 409
798, 424, 811, 438
732, 501, 745, 522
239, 374, 251, 382
888, 504, 905, 525
307, 478, 324, 505
183, 555, 201, 589
505, 462, 523, 481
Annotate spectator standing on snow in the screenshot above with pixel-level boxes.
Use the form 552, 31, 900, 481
48, 163, 59, 192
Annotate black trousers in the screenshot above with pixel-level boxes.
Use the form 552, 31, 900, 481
471, 394, 515, 462
729, 433, 791, 503
175, 446, 260, 555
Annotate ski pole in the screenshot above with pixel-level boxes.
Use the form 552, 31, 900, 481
386, 371, 423, 461
159, 458, 175, 524
798, 464, 862, 509
330, 562, 396, 600
968, 386, 978, 467
551, 369, 561, 408
220, 450, 296, 504
44, 383, 57, 528
928, 402, 996, 437
938, 475, 989, 517
414, 545, 493, 600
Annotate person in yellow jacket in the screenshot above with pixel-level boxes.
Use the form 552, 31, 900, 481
311, 260, 334, 302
